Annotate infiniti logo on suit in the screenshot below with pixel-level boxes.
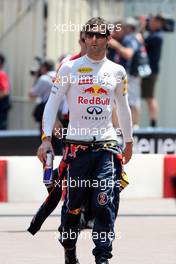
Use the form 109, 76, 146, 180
87, 106, 103, 115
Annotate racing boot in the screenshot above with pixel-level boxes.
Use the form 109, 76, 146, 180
95, 257, 109, 264
65, 247, 80, 264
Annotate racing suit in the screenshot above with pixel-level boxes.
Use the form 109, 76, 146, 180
42, 55, 133, 260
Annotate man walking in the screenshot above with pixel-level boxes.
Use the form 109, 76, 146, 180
37, 17, 133, 264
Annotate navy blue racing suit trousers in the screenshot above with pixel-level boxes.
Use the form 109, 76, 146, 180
59, 148, 122, 260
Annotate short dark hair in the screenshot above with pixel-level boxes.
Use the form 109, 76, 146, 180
155, 14, 165, 25
79, 29, 85, 39
0, 54, 5, 65
41, 59, 54, 71
83, 17, 110, 36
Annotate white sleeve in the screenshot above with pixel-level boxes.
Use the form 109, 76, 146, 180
42, 63, 70, 137
114, 66, 133, 143
61, 97, 69, 115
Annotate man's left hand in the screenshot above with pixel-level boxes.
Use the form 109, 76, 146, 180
123, 142, 133, 164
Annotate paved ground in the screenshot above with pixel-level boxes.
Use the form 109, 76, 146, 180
0, 199, 176, 264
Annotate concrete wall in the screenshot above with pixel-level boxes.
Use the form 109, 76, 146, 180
0, 0, 44, 129
0, 155, 166, 202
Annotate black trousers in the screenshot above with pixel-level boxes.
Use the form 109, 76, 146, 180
0, 110, 8, 129
59, 148, 122, 260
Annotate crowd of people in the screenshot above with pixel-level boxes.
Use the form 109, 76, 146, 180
29, 15, 165, 132
107, 15, 164, 128
0, 14, 166, 131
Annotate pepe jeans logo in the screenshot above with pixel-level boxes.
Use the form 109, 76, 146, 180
87, 106, 102, 115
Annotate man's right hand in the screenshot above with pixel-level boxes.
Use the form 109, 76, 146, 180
37, 137, 54, 163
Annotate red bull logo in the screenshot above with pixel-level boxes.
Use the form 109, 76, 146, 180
83, 85, 109, 96
78, 96, 110, 105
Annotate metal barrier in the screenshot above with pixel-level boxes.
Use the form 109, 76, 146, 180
1, 128, 176, 155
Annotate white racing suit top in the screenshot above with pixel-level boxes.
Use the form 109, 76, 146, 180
42, 55, 133, 143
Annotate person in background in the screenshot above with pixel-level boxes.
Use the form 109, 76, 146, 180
54, 30, 87, 132
0, 54, 11, 130
29, 59, 57, 132
108, 18, 141, 127
141, 15, 164, 127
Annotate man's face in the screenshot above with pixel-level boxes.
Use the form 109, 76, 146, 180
40, 65, 48, 74
149, 18, 163, 31
111, 26, 124, 40
84, 27, 110, 55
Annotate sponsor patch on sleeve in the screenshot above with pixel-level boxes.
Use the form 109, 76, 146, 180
54, 75, 61, 84
122, 77, 128, 95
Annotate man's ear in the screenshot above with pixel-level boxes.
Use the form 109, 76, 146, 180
107, 35, 112, 42
106, 35, 112, 47
106, 35, 112, 49
84, 38, 88, 48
